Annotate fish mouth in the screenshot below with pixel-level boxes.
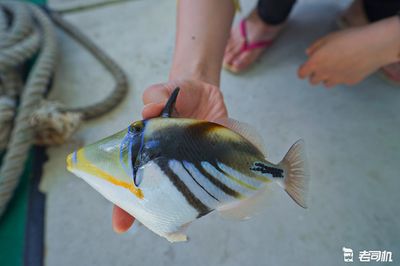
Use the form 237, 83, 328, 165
66, 149, 144, 199
66, 151, 77, 171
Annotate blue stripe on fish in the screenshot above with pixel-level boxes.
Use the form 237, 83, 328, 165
182, 161, 238, 201
72, 151, 77, 165
201, 161, 256, 194
169, 160, 219, 209
156, 159, 211, 217
135, 122, 147, 186
217, 162, 272, 185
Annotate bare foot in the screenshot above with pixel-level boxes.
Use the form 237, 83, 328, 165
223, 10, 284, 73
299, 17, 400, 88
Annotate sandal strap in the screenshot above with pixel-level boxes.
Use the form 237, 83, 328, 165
239, 19, 273, 52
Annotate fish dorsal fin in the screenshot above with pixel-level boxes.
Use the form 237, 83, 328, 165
217, 185, 272, 220
160, 87, 180, 118
213, 117, 267, 156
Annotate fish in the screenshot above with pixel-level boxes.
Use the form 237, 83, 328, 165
66, 87, 310, 242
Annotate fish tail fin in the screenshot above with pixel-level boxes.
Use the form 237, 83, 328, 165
277, 139, 310, 208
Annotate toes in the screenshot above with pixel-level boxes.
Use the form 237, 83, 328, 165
224, 41, 245, 65
231, 49, 262, 72
224, 37, 235, 54
223, 26, 245, 65
224, 48, 240, 66
231, 52, 250, 70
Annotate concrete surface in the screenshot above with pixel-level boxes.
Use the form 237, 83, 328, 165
42, 0, 400, 265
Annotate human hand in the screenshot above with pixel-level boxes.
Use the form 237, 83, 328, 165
298, 16, 400, 88
112, 79, 228, 233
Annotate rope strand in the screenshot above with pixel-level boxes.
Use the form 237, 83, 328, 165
0, 1, 128, 217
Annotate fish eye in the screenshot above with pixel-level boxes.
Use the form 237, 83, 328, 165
129, 121, 144, 134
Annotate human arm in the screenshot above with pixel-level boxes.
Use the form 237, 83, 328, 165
112, 0, 235, 233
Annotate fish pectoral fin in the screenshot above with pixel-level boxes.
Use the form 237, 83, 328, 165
212, 117, 267, 156
217, 185, 272, 220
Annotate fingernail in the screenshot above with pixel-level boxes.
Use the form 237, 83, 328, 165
114, 229, 123, 234
112, 225, 124, 234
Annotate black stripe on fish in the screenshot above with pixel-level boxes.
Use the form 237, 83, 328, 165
156, 159, 211, 217
181, 162, 220, 202
251, 162, 284, 178
194, 162, 241, 198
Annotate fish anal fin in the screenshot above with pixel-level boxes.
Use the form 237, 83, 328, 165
213, 117, 267, 156
165, 222, 191, 243
165, 232, 188, 243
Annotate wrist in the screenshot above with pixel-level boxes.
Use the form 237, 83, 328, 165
169, 58, 222, 86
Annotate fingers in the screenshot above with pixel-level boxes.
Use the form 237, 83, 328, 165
112, 205, 135, 233
142, 84, 170, 105
309, 72, 327, 86
299, 49, 329, 87
298, 61, 314, 80
300, 37, 327, 83
323, 79, 338, 88
306, 36, 326, 56
142, 102, 166, 119
142, 83, 174, 119
299, 61, 334, 87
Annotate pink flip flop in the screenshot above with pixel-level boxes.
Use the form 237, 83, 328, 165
224, 19, 274, 74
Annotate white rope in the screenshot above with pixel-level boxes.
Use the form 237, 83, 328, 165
0, 1, 128, 217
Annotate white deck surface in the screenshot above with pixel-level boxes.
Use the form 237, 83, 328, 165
42, 0, 400, 265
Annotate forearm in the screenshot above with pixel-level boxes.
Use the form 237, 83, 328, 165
169, 0, 235, 86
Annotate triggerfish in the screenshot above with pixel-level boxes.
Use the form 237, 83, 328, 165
66, 88, 310, 242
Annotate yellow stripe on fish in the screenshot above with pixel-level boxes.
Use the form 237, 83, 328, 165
67, 150, 144, 199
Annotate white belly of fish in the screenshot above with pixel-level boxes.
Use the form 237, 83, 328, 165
72, 161, 198, 242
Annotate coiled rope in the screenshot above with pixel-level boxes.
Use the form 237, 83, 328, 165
0, 1, 128, 217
